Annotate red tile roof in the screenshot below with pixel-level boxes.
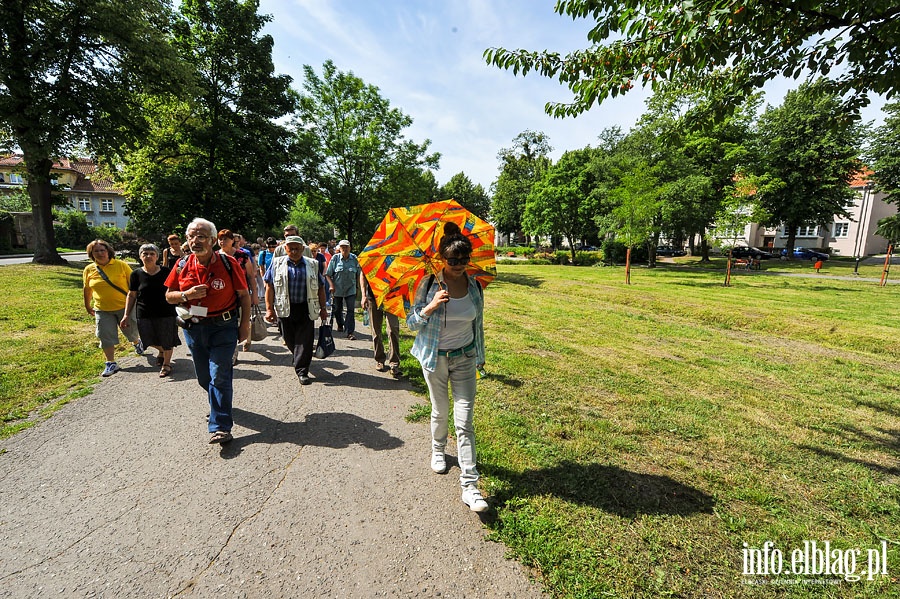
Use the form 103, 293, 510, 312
0, 154, 122, 193
849, 168, 873, 188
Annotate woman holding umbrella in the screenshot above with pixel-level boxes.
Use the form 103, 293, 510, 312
406, 222, 488, 513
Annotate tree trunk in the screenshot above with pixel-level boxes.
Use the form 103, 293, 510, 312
699, 235, 711, 262
625, 246, 631, 285
784, 226, 799, 260
24, 151, 65, 265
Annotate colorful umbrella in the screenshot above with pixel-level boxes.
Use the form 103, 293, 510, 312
359, 199, 496, 318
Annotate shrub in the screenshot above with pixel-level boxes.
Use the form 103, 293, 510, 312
573, 250, 603, 266
496, 245, 535, 257
53, 209, 93, 249
90, 224, 123, 246
114, 231, 143, 260
601, 240, 648, 264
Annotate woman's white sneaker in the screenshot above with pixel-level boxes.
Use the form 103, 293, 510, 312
461, 485, 488, 512
430, 451, 447, 473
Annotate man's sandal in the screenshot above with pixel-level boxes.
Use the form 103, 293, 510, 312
159, 364, 172, 378
208, 431, 233, 444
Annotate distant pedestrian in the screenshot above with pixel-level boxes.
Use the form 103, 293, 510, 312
407, 222, 488, 512
360, 272, 401, 376
258, 237, 278, 276
272, 224, 299, 258
310, 242, 330, 307
121, 244, 180, 377
82, 239, 144, 377
814, 259, 823, 273
325, 239, 360, 340
161, 234, 185, 269
263, 236, 328, 385
164, 218, 251, 445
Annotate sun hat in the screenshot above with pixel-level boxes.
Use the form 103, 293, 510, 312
284, 235, 305, 246
338, 239, 350, 247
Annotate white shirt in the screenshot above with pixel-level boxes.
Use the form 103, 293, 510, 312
438, 294, 476, 350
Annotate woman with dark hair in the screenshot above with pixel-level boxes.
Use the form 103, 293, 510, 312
218, 228, 257, 364
121, 244, 180, 377
82, 239, 143, 377
406, 222, 488, 512
257, 237, 278, 277
161, 234, 184, 268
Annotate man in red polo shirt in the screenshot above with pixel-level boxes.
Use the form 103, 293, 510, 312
165, 217, 251, 445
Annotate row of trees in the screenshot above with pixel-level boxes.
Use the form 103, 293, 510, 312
492, 84, 900, 264
1, 0, 487, 263
4, 1, 898, 264
485, 0, 900, 263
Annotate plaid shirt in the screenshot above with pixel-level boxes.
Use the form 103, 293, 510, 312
406, 274, 484, 372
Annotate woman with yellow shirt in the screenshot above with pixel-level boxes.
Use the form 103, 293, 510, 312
82, 239, 143, 377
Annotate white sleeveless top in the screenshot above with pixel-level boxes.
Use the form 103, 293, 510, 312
438, 294, 476, 350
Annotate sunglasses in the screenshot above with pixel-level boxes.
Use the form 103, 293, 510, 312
445, 256, 470, 266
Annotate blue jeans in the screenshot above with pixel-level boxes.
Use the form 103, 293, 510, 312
333, 294, 356, 336
184, 319, 239, 433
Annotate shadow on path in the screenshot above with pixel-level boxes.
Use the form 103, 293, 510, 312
222, 408, 404, 457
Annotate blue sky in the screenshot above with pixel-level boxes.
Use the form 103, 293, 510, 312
258, 0, 887, 191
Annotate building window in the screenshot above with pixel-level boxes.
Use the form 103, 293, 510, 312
101, 199, 114, 212
102, 221, 117, 228
79, 197, 91, 211
796, 225, 818, 237
86, 220, 94, 227
10, 173, 23, 184
50, 177, 58, 185
833, 223, 850, 238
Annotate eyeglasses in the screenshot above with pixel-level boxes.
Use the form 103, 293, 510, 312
93, 248, 108, 254
445, 256, 469, 266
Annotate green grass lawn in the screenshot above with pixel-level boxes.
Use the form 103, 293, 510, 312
671, 254, 894, 279
0, 262, 139, 438
404, 263, 899, 598
3, 261, 899, 597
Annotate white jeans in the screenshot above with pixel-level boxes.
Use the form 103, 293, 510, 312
422, 350, 479, 487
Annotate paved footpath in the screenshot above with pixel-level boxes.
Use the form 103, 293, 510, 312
0, 325, 543, 598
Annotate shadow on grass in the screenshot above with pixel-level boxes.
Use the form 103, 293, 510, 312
485, 373, 522, 388
496, 272, 544, 288
44, 267, 85, 289
799, 444, 900, 476
485, 461, 715, 518
669, 280, 729, 288
856, 397, 900, 419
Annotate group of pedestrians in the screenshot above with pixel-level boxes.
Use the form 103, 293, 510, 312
81, 218, 489, 512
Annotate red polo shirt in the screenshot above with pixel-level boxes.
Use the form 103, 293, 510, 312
164, 252, 247, 316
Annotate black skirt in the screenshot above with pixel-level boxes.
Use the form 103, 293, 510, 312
137, 316, 181, 350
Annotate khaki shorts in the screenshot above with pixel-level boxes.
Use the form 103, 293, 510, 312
95, 308, 139, 348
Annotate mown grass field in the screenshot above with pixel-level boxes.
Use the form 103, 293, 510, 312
0, 262, 139, 438
402, 263, 899, 598
671, 254, 894, 279
3, 260, 899, 597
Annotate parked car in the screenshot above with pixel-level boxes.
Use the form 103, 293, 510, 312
656, 245, 686, 257
727, 246, 775, 260
782, 247, 829, 261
